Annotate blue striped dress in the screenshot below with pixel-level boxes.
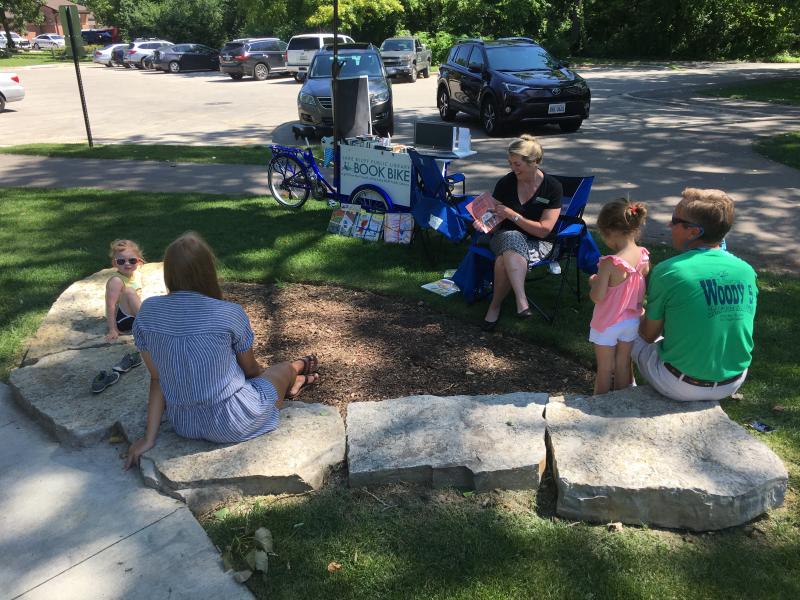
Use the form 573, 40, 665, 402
133, 291, 280, 443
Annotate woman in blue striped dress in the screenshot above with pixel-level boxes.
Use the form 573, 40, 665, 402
124, 232, 319, 469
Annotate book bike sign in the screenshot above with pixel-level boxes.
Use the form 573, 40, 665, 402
339, 145, 412, 207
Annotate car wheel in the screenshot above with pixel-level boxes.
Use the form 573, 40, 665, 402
168, 61, 180, 74
293, 73, 304, 83
253, 63, 270, 81
105, 62, 112, 67
409, 66, 417, 83
437, 87, 457, 121
481, 97, 502, 136
0, 96, 5, 112
229, 73, 244, 80
421, 67, 430, 78
559, 119, 583, 133
123, 63, 131, 69
33, 43, 39, 50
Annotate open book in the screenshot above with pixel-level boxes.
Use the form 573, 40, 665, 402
465, 192, 505, 234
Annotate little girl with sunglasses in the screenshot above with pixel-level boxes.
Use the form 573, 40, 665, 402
105, 239, 145, 341
588, 199, 650, 395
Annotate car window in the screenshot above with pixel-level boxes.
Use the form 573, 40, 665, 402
467, 47, 484, 71
310, 53, 383, 79
222, 42, 244, 53
52, 35, 64, 40
278, 41, 287, 51
288, 37, 321, 51
452, 44, 471, 67
171, 44, 189, 52
381, 39, 412, 52
485, 45, 558, 71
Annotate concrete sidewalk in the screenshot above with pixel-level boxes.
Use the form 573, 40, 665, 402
0, 383, 252, 600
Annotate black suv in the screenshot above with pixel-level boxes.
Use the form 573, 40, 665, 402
436, 39, 590, 135
219, 38, 289, 81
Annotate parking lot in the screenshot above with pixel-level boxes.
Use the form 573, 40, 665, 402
2, 61, 800, 268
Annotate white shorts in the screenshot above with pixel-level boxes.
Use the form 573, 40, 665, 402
589, 318, 640, 347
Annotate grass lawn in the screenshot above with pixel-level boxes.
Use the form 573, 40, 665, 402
0, 52, 92, 68
702, 77, 800, 106
755, 133, 800, 170
0, 143, 272, 165
0, 187, 798, 598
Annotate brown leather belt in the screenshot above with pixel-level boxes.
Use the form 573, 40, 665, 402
664, 362, 742, 387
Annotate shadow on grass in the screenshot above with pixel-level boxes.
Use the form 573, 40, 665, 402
203, 485, 800, 600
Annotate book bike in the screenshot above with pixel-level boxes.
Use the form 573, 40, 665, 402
268, 124, 396, 214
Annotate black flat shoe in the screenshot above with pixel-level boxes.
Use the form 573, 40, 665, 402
481, 319, 499, 332
517, 308, 534, 318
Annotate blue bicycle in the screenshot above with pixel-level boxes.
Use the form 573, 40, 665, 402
268, 127, 395, 213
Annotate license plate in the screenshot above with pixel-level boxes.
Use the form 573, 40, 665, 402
548, 103, 566, 114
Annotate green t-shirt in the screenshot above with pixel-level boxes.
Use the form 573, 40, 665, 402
645, 248, 757, 381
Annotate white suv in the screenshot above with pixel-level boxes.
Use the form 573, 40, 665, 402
0, 32, 30, 49
123, 39, 173, 69
286, 33, 354, 82
32, 34, 65, 49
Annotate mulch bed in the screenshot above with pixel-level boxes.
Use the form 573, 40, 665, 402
224, 282, 594, 414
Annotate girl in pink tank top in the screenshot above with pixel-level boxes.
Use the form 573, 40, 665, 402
588, 199, 650, 394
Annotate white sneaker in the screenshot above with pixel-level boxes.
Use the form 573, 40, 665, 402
548, 262, 562, 275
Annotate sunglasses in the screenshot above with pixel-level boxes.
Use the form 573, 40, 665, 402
115, 257, 140, 266
670, 214, 701, 228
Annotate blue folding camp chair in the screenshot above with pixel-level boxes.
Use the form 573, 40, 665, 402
451, 175, 596, 323
407, 148, 472, 244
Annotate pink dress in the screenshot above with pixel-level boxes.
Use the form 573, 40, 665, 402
590, 248, 650, 332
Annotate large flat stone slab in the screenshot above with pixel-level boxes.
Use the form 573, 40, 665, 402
10, 345, 150, 447
547, 387, 788, 531
23, 262, 166, 365
141, 402, 346, 511
347, 392, 548, 491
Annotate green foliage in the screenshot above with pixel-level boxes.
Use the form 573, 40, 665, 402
0, 0, 44, 40
308, 0, 404, 43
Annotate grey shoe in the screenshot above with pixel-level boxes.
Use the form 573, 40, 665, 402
113, 351, 142, 373
91, 370, 120, 393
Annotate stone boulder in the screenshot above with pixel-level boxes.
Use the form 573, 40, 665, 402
347, 392, 548, 491
23, 263, 166, 365
546, 387, 788, 531
140, 402, 346, 512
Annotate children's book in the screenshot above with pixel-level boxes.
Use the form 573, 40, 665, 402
363, 212, 384, 242
466, 192, 505, 234
421, 278, 460, 297
383, 212, 415, 244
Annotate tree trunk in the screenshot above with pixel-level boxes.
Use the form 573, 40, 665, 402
569, 0, 585, 55
1, 9, 16, 50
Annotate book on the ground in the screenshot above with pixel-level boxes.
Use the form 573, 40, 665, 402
383, 212, 414, 244
466, 192, 505, 234
352, 210, 385, 242
421, 278, 460, 297
443, 269, 457, 279
328, 203, 362, 237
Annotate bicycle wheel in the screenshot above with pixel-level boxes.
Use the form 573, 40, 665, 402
349, 184, 394, 213
268, 155, 311, 209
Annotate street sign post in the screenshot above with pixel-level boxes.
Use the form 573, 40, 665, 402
58, 5, 93, 147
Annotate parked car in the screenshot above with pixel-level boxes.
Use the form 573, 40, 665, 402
151, 43, 220, 73
0, 31, 30, 49
0, 72, 25, 112
32, 33, 65, 49
81, 29, 114, 45
123, 39, 173, 69
219, 37, 288, 80
297, 43, 393, 136
436, 38, 591, 135
379, 36, 432, 82
286, 33, 354, 82
93, 43, 129, 67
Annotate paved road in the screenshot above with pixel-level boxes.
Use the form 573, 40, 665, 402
2, 61, 799, 269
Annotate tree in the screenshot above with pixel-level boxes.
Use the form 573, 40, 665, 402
1, 0, 44, 49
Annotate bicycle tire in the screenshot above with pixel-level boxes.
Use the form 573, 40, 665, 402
349, 184, 394, 213
268, 155, 311, 209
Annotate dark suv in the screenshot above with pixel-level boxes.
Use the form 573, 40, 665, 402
219, 38, 288, 81
436, 39, 590, 135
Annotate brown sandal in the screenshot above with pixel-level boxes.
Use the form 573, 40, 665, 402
286, 373, 319, 400
297, 354, 319, 376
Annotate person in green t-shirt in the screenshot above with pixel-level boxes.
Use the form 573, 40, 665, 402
633, 188, 757, 401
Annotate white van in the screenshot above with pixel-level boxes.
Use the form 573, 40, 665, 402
286, 33, 354, 81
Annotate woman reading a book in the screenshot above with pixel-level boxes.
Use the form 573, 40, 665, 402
123, 231, 321, 469
478, 135, 563, 331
